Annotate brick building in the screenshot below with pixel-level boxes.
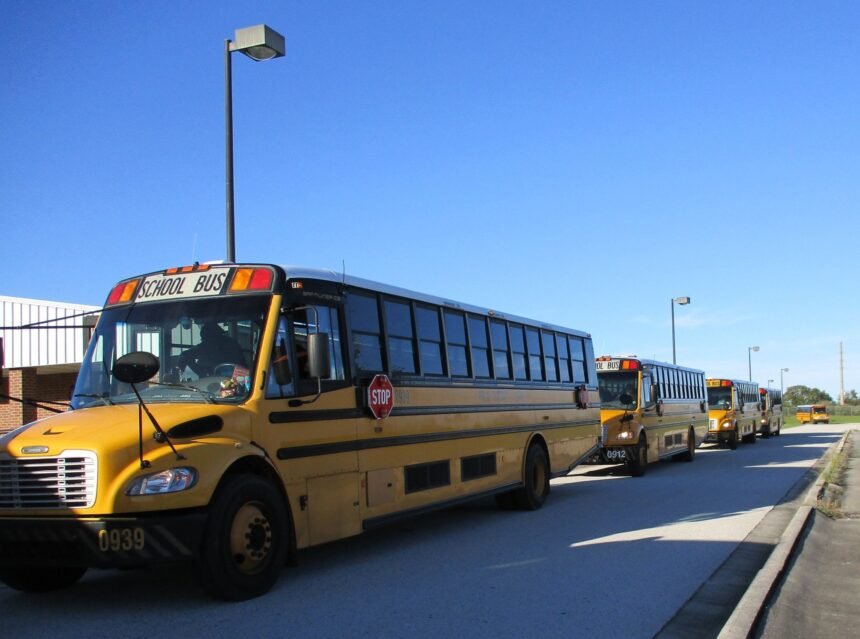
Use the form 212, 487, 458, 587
1, 295, 100, 435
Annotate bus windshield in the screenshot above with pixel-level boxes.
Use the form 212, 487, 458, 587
598, 372, 639, 409
72, 295, 270, 408
707, 387, 733, 409
813, 406, 827, 414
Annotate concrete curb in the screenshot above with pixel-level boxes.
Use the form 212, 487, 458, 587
717, 430, 853, 639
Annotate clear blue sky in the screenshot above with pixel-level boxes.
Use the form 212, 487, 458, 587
2, 1, 858, 398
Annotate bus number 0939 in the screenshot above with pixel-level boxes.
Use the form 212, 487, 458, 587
98, 527, 145, 552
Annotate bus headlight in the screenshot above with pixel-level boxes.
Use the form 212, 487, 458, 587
126, 468, 198, 496
721, 421, 734, 430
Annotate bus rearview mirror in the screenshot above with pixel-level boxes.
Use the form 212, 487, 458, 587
113, 351, 159, 384
307, 333, 332, 379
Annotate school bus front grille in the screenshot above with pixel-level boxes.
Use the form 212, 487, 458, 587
0, 452, 97, 509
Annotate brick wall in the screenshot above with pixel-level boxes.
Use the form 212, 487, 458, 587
0, 368, 77, 435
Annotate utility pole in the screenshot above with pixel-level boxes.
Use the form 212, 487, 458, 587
840, 341, 845, 406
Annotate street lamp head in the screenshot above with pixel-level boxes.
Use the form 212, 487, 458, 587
782, 367, 789, 373
750, 346, 760, 352
673, 296, 691, 305
232, 25, 286, 61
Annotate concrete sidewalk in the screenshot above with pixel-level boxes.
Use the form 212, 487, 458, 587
720, 428, 860, 638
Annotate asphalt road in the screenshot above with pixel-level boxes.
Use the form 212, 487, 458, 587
1, 423, 850, 639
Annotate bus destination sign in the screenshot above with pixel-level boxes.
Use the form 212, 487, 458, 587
595, 359, 621, 371
136, 267, 231, 303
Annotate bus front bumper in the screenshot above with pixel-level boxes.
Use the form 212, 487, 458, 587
704, 430, 733, 444
0, 510, 207, 569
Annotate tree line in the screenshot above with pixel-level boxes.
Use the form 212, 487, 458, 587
784, 385, 860, 406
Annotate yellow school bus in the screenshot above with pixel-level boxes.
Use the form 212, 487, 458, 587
758, 387, 784, 437
0, 263, 600, 600
796, 404, 829, 424
596, 356, 708, 476
705, 378, 761, 448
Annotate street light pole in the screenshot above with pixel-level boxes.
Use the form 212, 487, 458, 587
780, 367, 789, 396
225, 24, 286, 263
671, 296, 691, 364
225, 39, 235, 262
748, 345, 760, 380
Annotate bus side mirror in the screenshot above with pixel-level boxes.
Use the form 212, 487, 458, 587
651, 383, 660, 402
113, 352, 159, 384
307, 333, 332, 380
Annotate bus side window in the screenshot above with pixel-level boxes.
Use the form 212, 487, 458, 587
293, 305, 346, 397
266, 318, 295, 398
641, 374, 653, 407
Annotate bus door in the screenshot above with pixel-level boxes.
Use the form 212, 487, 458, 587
265, 307, 361, 547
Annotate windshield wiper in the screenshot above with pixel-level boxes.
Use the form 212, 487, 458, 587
148, 381, 218, 404
73, 393, 115, 406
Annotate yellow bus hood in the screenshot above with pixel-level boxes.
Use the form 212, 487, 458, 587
0, 403, 249, 458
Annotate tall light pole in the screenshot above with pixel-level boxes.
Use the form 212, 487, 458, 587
780, 367, 789, 396
671, 296, 691, 364
748, 345, 760, 380
768, 378, 774, 389
225, 24, 285, 262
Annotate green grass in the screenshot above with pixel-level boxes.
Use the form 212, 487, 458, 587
784, 414, 860, 427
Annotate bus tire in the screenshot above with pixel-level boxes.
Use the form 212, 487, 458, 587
775, 421, 781, 436
514, 443, 550, 510
628, 435, 647, 477
196, 475, 289, 601
0, 565, 87, 593
680, 428, 696, 462
728, 429, 738, 450
761, 423, 771, 438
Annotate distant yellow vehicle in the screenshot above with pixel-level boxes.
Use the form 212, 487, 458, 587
796, 404, 830, 424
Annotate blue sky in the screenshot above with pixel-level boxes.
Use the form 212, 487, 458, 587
2, 1, 858, 397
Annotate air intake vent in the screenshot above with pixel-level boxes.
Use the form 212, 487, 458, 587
0, 451, 97, 509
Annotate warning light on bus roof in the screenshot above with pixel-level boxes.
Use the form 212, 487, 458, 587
107, 279, 139, 305
229, 268, 273, 293
621, 360, 639, 370
166, 264, 211, 275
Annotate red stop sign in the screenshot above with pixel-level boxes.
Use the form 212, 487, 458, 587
368, 374, 395, 419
